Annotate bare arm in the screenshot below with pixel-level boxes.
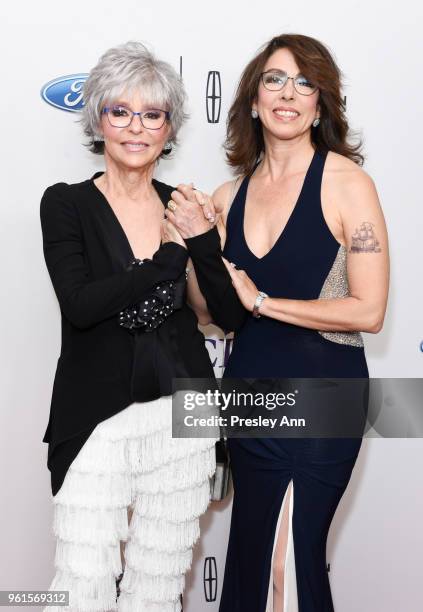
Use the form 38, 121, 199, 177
228, 165, 390, 333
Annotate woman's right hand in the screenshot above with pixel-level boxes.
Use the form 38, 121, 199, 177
161, 219, 187, 249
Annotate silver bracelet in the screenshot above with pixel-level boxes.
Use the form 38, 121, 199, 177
252, 291, 268, 318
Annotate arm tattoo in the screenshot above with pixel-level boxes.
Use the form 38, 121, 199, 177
349, 222, 382, 253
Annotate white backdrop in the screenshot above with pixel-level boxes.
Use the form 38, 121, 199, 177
1, 1, 422, 610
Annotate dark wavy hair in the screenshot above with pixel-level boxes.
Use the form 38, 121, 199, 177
225, 33, 364, 175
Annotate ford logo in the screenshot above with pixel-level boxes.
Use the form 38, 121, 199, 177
41, 74, 88, 112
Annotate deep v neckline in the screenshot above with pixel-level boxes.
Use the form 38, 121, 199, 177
90, 172, 166, 261
242, 149, 317, 261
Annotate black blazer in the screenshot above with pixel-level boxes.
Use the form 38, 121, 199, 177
40, 173, 216, 495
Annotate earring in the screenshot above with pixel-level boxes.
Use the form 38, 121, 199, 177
251, 109, 259, 119
162, 141, 172, 153
312, 118, 320, 127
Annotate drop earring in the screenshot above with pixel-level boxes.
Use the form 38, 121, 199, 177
312, 117, 320, 127
251, 109, 259, 119
162, 141, 172, 153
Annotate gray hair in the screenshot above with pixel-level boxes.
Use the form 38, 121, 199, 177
80, 41, 188, 155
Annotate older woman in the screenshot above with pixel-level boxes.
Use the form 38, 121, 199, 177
40, 41, 218, 612
167, 34, 389, 612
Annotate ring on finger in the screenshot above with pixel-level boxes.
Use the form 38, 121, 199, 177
167, 200, 177, 212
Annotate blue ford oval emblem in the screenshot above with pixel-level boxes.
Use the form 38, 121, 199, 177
41, 74, 89, 112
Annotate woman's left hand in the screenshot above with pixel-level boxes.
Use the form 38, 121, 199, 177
165, 183, 217, 239
222, 257, 259, 312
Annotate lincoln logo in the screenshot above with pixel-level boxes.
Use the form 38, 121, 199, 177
41, 74, 88, 112
206, 71, 222, 123
203, 556, 218, 601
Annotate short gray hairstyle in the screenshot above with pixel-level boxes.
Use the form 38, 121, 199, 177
81, 41, 188, 156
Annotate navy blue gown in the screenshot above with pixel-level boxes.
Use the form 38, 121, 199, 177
186, 148, 369, 612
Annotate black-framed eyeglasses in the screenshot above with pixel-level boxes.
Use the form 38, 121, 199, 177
102, 105, 171, 130
260, 69, 318, 96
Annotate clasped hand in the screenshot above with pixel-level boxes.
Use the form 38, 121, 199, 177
162, 183, 260, 313
164, 183, 217, 239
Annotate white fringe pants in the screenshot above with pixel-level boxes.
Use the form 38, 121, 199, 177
44, 396, 217, 612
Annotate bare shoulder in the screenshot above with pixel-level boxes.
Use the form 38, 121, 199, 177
323, 151, 379, 213
212, 177, 243, 226
324, 151, 376, 191
212, 180, 234, 208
